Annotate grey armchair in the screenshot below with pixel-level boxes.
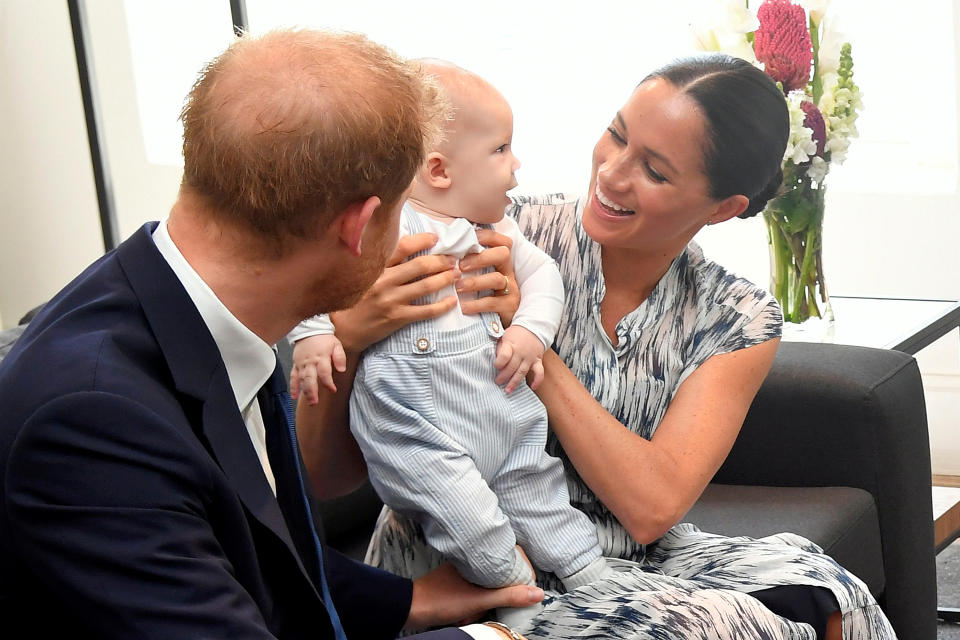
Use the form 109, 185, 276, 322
686, 342, 937, 639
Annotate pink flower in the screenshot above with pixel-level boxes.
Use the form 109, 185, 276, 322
800, 101, 826, 156
754, 0, 813, 92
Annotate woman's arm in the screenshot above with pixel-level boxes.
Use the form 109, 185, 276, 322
537, 337, 780, 544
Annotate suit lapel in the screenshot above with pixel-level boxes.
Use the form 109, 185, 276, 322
116, 223, 320, 596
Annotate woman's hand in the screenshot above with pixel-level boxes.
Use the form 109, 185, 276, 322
331, 233, 460, 353
459, 228, 520, 325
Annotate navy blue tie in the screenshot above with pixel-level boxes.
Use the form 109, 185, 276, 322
261, 358, 348, 640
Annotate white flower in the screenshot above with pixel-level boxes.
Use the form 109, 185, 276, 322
721, 36, 761, 65
807, 156, 829, 183
821, 78, 860, 166
787, 130, 818, 165
816, 14, 847, 75
798, 0, 830, 25
825, 135, 850, 163
817, 72, 840, 116
832, 86, 863, 115
690, 0, 760, 65
784, 91, 818, 166
722, 0, 760, 33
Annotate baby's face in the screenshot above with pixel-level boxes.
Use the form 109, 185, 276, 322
445, 88, 521, 225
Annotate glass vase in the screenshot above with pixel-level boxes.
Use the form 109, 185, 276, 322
763, 177, 832, 324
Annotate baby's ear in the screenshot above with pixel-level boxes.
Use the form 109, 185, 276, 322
422, 152, 452, 189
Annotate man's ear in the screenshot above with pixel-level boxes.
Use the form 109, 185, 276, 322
338, 195, 382, 257
708, 194, 749, 225
422, 152, 452, 189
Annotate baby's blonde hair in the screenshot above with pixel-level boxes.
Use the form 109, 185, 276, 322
414, 58, 499, 154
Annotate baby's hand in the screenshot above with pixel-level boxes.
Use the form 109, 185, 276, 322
290, 334, 346, 404
494, 326, 545, 393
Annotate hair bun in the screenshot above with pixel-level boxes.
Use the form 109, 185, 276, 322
740, 167, 783, 219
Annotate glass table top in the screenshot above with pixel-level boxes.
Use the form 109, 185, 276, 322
780, 296, 960, 354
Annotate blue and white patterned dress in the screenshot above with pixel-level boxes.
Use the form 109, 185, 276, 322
367, 195, 896, 639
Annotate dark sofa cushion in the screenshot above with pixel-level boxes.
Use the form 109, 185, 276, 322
684, 483, 883, 596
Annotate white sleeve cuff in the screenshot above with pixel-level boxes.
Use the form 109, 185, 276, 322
286, 313, 335, 343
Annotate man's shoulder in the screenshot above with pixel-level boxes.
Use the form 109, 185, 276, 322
0, 251, 185, 450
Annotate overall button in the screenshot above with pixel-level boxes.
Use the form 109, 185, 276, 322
415, 337, 430, 352
490, 320, 501, 333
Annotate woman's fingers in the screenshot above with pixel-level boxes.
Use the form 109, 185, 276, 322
472, 228, 514, 252
387, 232, 439, 267
459, 231, 519, 324
401, 296, 460, 323
456, 270, 510, 296
331, 247, 459, 351
460, 286, 519, 320
382, 253, 459, 289
459, 245, 511, 273
391, 262, 461, 303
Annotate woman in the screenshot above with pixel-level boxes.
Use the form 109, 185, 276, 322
297, 54, 894, 639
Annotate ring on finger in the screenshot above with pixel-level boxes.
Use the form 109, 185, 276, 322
500, 274, 510, 296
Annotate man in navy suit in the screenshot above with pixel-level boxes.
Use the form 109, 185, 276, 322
0, 29, 540, 639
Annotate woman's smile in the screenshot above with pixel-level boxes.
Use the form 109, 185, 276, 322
592, 183, 635, 219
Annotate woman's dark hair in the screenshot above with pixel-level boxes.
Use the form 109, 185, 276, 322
642, 54, 789, 218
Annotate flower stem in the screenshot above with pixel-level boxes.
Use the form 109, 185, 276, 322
764, 185, 829, 324
795, 226, 820, 318
810, 14, 822, 104
766, 213, 789, 315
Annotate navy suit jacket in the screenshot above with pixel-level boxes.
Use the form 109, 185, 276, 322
0, 224, 468, 639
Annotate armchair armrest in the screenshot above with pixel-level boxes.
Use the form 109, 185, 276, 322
714, 341, 936, 638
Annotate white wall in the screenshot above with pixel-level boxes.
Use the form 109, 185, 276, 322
81, 1, 186, 240
0, 0, 104, 327
1, 0, 958, 473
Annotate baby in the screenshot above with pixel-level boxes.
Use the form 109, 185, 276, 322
288, 61, 609, 626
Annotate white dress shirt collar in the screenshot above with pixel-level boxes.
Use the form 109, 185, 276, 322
151, 219, 276, 412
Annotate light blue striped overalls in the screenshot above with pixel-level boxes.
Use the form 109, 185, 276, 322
349, 207, 606, 593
